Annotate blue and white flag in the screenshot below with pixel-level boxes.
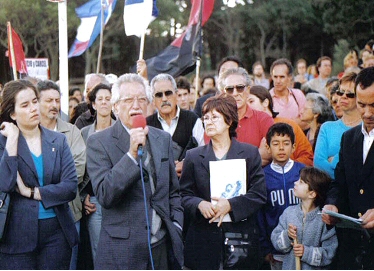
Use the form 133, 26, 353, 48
68, 0, 117, 58
124, 0, 158, 37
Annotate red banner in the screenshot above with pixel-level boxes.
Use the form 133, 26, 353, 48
7, 22, 28, 74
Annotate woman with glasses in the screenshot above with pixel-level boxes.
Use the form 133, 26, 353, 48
329, 84, 344, 120
314, 72, 361, 179
0, 80, 78, 269
179, 93, 266, 269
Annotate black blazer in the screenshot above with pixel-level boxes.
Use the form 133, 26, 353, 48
328, 125, 374, 218
180, 138, 267, 269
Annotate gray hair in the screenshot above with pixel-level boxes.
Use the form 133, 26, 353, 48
306, 92, 329, 115
218, 67, 253, 92
111, 73, 150, 104
150, 73, 177, 96
83, 73, 109, 98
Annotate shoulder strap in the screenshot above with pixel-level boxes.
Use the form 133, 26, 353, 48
289, 89, 300, 107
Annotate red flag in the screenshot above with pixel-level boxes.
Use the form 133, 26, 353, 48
7, 22, 28, 74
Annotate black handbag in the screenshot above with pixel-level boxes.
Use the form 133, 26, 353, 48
222, 225, 260, 270
0, 192, 10, 242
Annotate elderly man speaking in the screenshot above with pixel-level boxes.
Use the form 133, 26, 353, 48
86, 73, 183, 269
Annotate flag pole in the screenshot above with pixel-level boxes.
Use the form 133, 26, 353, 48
194, 58, 200, 107
7, 22, 18, 80
56, 0, 70, 121
194, 0, 204, 107
139, 32, 146, 60
97, 0, 105, 73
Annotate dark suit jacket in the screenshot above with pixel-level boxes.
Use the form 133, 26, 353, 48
86, 120, 184, 269
326, 125, 374, 269
179, 138, 267, 269
0, 126, 78, 254
328, 125, 374, 218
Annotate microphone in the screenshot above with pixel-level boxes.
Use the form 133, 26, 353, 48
133, 114, 154, 269
132, 114, 147, 157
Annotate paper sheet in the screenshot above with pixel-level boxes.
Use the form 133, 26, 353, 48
210, 159, 246, 222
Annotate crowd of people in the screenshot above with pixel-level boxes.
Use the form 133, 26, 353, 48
0, 40, 374, 270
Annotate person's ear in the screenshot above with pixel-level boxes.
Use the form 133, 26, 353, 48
291, 142, 296, 154
262, 98, 269, 108
92, 102, 97, 111
266, 142, 271, 154
308, 190, 316, 200
113, 102, 119, 115
10, 112, 16, 121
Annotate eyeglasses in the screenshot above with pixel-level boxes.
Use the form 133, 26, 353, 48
119, 96, 148, 105
224, 84, 247, 94
202, 115, 221, 123
154, 90, 174, 99
336, 89, 355, 99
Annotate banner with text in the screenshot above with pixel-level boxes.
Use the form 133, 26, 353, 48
25, 58, 49, 80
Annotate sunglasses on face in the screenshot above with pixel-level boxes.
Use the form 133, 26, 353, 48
154, 90, 174, 98
336, 89, 355, 99
224, 84, 247, 94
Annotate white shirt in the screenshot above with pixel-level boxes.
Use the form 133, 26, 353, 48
361, 124, 374, 163
270, 159, 295, 174
157, 106, 205, 146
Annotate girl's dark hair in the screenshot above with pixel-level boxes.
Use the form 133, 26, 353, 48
202, 93, 238, 138
249, 85, 279, 118
0, 79, 38, 125
299, 167, 332, 208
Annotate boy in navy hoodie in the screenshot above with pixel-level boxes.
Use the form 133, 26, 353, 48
258, 123, 305, 269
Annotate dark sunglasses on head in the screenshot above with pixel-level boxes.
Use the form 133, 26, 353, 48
336, 90, 355, 99
224, 84, 247, 94
154, 90, 174, 98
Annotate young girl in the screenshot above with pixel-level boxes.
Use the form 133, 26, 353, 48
271, 167, 337, 269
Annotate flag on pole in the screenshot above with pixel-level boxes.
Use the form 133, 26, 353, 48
124, 0, 159, 37
144, 0, 214, 81
68, 0, 117, 58
7, 22, 28, 74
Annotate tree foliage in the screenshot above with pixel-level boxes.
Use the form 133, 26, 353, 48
0, 0, 79, 80
0, 0, 373, 84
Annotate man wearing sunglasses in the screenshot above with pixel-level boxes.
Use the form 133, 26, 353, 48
146, 73, 205, 177
194, 56, 244, 118
323, 67, 374, 269
219, 67, 274, 165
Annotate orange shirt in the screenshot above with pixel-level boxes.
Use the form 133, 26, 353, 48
274, 117, 314, 166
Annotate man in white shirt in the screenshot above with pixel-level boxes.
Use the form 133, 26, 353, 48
146, 73, 205, 177
323, 67, 374, 269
